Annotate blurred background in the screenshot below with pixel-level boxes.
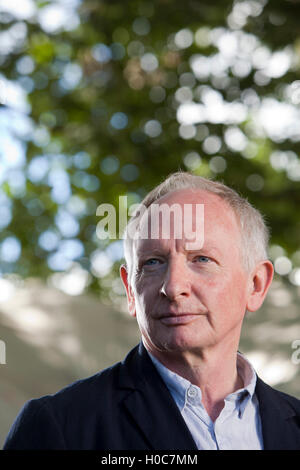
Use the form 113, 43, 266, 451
0, 0, 300, 447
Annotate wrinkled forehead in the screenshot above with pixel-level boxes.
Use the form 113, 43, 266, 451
133, 189, 242, 257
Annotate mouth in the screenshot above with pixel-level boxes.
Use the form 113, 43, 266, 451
158, 313, 204, 326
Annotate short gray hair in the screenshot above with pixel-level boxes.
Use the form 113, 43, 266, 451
123, 171, 270, 284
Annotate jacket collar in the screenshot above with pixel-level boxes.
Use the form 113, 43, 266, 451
255, 376, 299, 450
117, 342, 197, 450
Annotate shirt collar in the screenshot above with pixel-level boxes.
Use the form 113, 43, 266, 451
148, 351, 257, 418
148, 352, 189, 410
233, 352, 257, 418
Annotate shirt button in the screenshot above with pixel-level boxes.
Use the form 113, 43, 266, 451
187, 386, 198, 398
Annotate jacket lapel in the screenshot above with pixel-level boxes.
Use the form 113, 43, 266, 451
255, 376, 300, 450
118, 343, 197, 450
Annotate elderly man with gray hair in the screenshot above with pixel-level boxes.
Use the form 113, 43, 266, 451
4, 171, 300, 450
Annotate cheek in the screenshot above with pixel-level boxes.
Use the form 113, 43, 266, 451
199, 271, 248, 311
134, 281, 155, 316
220, 277, 249, 322
134, 278, 164, 330
135, 274, 162, 299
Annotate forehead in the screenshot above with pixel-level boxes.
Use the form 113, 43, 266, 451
134, 188, 242, 255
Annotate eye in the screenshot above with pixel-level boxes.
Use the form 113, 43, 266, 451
194, 255, 210, 263
144, 258, 160, 266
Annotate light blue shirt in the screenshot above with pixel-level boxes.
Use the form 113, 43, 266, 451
148, 351, 263, 450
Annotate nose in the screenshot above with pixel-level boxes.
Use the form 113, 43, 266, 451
160, 257, 191, 301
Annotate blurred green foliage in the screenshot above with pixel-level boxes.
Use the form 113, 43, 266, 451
0, 0, 300, 305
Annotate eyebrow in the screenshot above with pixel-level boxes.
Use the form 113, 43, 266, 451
136, 248, 166, 258
136, 244, 221, 258
186, 243, 221, 255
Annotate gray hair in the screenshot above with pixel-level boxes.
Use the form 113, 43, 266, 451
123, 171, 270, 284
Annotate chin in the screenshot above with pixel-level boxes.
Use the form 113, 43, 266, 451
154, 330, 208, 354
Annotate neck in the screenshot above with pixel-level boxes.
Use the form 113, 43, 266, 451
147, 342, 244, 422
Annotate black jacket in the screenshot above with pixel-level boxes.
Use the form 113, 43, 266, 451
3, 343, 300, 450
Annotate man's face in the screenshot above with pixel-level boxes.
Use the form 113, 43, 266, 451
122, 189, 254, 357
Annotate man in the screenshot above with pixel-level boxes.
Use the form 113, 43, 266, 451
3, 171, 300, 450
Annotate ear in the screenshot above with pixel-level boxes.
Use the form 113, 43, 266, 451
246, 260, 274, 312
120, 264, 136, 318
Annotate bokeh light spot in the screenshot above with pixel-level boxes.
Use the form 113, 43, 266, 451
120, 164, 139, 182
274, 256, 292, 276
38, 230, 60, 252
183, 151, 202, 170
140, 53, 158, 72
132, 17, 151, 36
0, 236, 21, 263
174, 28, 193, 49
100, 156, 120, 175
110, 112, 128, 130
144, 119, 162, 137
246, 174, 264, 191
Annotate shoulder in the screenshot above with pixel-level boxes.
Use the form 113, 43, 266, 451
3, 346, 142, 449
21, 345, 140, 415
31, 350, 134, 414
10, 361, 120, 421
10, 342, 145, 422
272, 388, 300, 413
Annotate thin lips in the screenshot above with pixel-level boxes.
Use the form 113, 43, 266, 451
158, 312, 202, 318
